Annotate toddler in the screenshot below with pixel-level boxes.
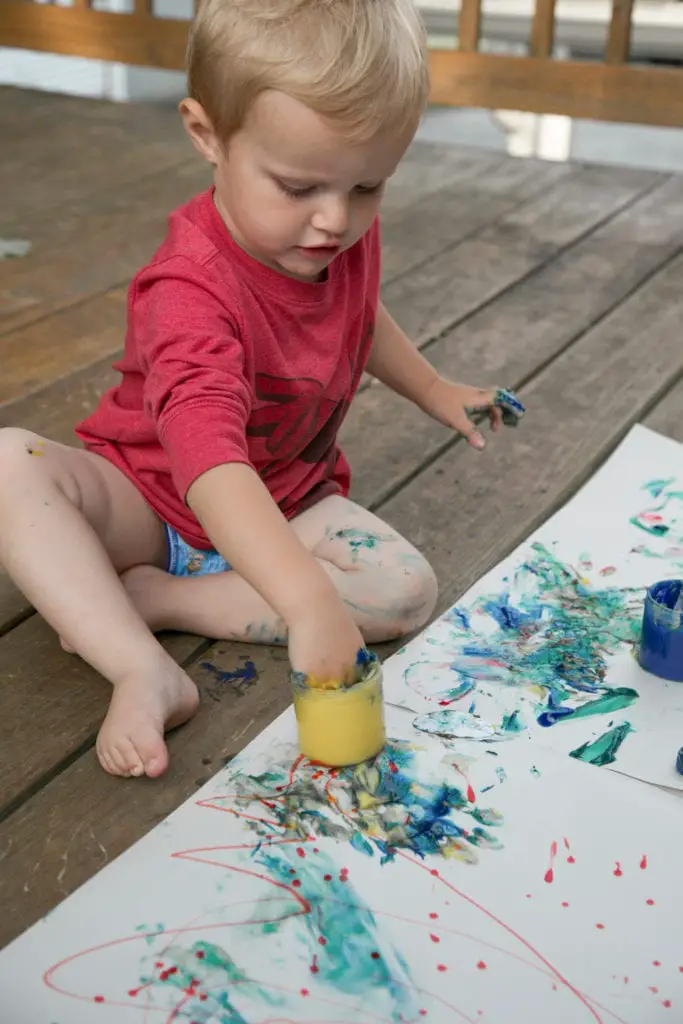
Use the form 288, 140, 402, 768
0, 0, 519, 780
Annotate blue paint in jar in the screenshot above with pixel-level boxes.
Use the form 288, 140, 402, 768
637, 579, 683, 683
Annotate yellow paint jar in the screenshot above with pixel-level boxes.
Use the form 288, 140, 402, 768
292, 655, 386, 767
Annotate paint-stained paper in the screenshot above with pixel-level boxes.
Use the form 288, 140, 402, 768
384, 425, 683, 791
0, 704, 681, 1023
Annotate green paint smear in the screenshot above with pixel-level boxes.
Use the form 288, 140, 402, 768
500, 709, 525, 733
570, 722, 633, 766
568, 687, 638, 721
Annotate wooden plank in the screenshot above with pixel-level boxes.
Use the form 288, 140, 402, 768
0, 4, 189, 70
606, 0, 635, 65
381, 155, 570, 283
349, 174, 683, 512
383, 162, 657, 346
529, 0, 557, 59
4, 249, 683, 949
0, 616, 209, 824
428, 50, 683, 129
0, 97, 192, 226
0, 289, 126, 407
458, 0, 481, 53
378, 249, 683, 615
644, 378, 683, 443
0, 159, 210, 337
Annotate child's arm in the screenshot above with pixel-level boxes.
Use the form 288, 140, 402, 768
187, 462, 364, 682
366, 302, 523, 448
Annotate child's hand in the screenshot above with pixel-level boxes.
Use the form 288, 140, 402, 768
420, 378, 525, 450
289, 597, 366, 686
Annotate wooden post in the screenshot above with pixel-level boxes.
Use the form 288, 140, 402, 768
458, 0, 482, 54
606, 0, 635, 64
529, 0, 557, 59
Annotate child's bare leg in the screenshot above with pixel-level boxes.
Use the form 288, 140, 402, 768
122, 495, 438, 644
0, 429, 198, 779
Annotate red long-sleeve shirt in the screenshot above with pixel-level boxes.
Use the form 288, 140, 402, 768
77, 189, 380, 549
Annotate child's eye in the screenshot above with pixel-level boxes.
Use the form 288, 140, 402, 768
355, 182, 384, 195
276, 180, 315, 200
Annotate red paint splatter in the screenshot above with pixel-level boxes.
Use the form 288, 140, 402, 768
420, 1012, 428, 1017
310, 955, 319, 974
430, 868, 440, 877
567, 855, 576, 864
649, 987, 659, 994
561, 902, 569, 908
94, 996, 104, 1003
595, 923, 605, 930
300, 988, 309, 997
318, 936, 327, 946
623, 977, 630, 985
477, 960, 487, 970
199, 994, 208, 1002
437, 964, 448, 972
663, 1000, 672, 1009
288, 868, 296, 875
429, 934, 440, 943
371, 951, 380, 960
429, 912, 439, 919
647, 899, 655, 906
613, 861, 623, 877
296, 847, 306, 858
640, 854, 648, 870
679, 967, 683, 973
128, 988, 140, 997
292, 879, 301, 888
339, 867, 349, 883
563, 837, 570, 849
525, 893, 533, 899
467, 783, 476, 803
155, 961, 164, 969
653, 960, 661, 967
195, 950, 205, 959
545, 840, 558, 883
388, 760, 399, 774
323, 874, 332, 882
599, 566, 616, 577
313, 847, 319, 853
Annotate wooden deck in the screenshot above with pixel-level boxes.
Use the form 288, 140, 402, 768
1, 85, 683, 951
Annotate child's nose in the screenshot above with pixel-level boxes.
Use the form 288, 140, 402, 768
312, 194, 350, 239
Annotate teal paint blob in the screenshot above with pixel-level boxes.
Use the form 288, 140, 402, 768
500, 709, 525, 733
569, 722, 633, 766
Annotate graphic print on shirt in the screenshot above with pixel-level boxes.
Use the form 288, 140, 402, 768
246, 317, 375, 476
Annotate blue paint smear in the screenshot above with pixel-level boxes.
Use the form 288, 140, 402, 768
201, 659, 258, 688
438, 543, 642, 738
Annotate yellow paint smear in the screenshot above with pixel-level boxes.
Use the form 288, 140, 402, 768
293, 668, 386, 767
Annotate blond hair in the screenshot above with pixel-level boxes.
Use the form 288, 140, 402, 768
187, 0, 429, 142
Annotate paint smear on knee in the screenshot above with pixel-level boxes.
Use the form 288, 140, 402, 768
332, 527, 396, 563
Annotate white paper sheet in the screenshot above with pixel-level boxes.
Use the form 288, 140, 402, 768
1, 704, 682, 1024
2, 425, 683, 1023
383, 425, 683, 790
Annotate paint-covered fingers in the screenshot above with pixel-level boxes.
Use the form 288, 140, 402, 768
421, 379, 525, 451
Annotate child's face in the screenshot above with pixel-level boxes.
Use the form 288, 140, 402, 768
185, 91, 415, 281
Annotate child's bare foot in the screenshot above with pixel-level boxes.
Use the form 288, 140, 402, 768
96, 661, 199, 778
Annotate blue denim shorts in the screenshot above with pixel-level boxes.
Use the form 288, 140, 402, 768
164, 523, 232, 577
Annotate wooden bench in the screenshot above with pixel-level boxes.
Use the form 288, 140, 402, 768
3, 0, 683, 126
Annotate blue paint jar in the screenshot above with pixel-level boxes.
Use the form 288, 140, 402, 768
637, 579, 683, 683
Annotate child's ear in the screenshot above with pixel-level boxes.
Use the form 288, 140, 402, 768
179, 98, 221, 165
